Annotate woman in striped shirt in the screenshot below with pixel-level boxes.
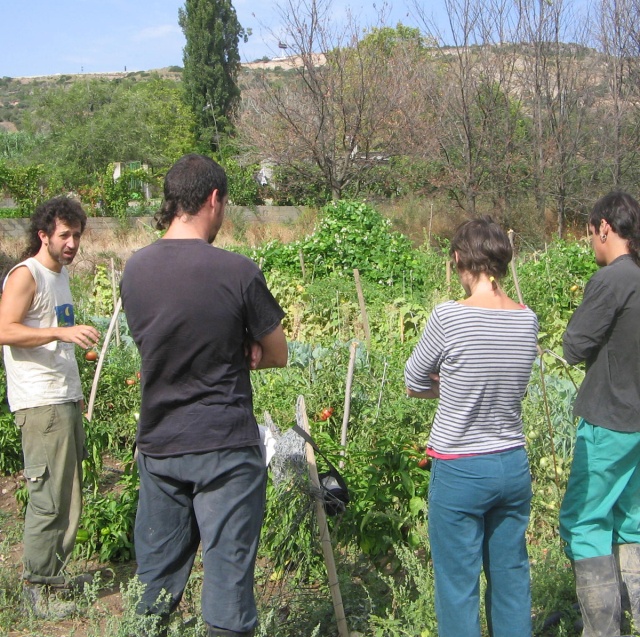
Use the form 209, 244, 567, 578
405, 216, 539, 637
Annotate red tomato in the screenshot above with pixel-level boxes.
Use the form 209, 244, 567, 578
85, 350, 98, 362
319, 407, 334, 421
417, 457, 431, 470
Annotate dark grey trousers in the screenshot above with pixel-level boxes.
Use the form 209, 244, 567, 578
135, 446, 266, 633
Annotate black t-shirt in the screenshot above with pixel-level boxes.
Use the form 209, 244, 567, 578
121, 239, 285, 456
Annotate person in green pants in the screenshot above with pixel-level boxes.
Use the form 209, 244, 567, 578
0, 197, 100, 618
561, 191, 640, 637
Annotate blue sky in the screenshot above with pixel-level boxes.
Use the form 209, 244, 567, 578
0, 0, 418, 78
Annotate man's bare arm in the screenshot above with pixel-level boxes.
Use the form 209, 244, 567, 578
0, 266, 100, 349
251, 323, 288, 370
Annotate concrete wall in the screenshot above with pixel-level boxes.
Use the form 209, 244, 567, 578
0, 206, 303, 239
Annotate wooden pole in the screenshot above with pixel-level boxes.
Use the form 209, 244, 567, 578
506, 234, 560, 489
446, 259, 452, 295
299, 249, 306, 280
537, 353, 562, 491
353, 268, 371, 349
375, 360, 389, 422
110, 258, 121, 347
86, 297, 123, 421
340, 341, 358, 466
296, 396, 350, 637
508, 229, 525, 306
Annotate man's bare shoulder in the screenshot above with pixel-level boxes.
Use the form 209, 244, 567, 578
3, 263, 35, 293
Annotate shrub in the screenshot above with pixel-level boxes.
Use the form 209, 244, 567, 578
253, 200, 424, 286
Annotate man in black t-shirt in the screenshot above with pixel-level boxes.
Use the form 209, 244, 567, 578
121, 154, 287, 637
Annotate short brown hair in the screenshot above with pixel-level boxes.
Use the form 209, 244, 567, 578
450, 216, 512, 280
589, 191, 640, 266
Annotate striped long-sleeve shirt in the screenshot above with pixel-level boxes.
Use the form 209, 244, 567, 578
405, 301, 539, 455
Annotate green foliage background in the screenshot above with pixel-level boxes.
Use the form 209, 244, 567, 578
0, 201, 600, 635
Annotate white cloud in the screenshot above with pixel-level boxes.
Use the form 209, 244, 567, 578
132, 24, 181, 42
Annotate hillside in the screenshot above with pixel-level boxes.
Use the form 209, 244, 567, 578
0, 54, 326, 130
0, 67, 184, 129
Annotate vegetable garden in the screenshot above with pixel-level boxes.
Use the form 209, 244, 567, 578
0, 200, 600, 636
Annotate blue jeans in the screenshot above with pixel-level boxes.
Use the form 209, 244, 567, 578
135, 446, 266, 633
560, 419, 640, 561
428, 447, 532, 637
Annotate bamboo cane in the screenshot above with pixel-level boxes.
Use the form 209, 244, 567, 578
86, 296, 123, 421
537, 353, 562, 492
299, 249, 306, 281
507, 232, 561, 490
109, 258, 121, 347
374, 361, 389, 422
353, 269, 371, 349
340, 341, 358, 467
296, 395, 350, 637
507, 229, 525, 306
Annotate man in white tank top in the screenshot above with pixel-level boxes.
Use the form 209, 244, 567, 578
0, 196, 99, 618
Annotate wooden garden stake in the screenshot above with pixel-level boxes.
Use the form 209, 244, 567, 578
537, 352, 562, 491
110, 258, 121, 347
86, 297, 123, 422
353, 269, 371, 349
299, 249, 306, 280
507, 229, 525, 306
446, 259, 451, 294
375, 360, 389, 422
340, 340, 358, 466
507, 235, 562, 491
296, 395, 350, 637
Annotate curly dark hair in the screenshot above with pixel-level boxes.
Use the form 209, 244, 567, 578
154, 154, 228, 230
22, 196, 87, 259
450, 216, 512, 280
589, 191, 640, 266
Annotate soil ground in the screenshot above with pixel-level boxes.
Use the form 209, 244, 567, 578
0, 471, 134, 637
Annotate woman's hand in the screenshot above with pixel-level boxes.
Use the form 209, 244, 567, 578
427, 373, 441, 398
407, 372, 441, 399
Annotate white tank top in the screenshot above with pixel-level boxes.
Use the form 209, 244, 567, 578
2, 258, 83, 411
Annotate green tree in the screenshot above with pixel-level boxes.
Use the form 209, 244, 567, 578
23, 77, 196, 189
0, 161, 47, 214
179, 0, 247, 150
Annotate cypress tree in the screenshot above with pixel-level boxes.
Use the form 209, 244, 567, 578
178, 0, 247, 150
